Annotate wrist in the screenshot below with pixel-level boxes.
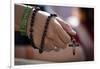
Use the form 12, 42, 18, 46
15, 4, 34, 32
27, 8, 51, 48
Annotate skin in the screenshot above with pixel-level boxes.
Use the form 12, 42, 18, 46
15, 4, 76, 51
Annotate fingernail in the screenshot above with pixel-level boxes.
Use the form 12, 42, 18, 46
71, 30, 76, 35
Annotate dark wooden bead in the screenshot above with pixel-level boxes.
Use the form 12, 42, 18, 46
29, 7, 40, 50
39, 14, 57, 53
50, 14, 57, 17
29, 28, 33, 32
35, 7, 40, 10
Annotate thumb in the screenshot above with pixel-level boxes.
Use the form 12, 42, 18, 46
56, 17, 76, 36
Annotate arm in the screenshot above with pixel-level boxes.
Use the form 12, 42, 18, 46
15, 4, 75, 51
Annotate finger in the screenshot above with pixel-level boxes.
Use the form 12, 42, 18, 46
53, 19, 71, 46
46, 37, 61, 51
46, 19, 68, 49
47, 35, 66, 49
44, 37, 54, 51
56, 17, 76, 36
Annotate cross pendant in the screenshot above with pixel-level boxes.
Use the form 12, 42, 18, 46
69, 38, 79, 55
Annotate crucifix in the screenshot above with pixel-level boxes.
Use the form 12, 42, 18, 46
69, 37, 79, 55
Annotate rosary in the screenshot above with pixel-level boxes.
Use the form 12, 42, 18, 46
69, 36, 79, 55
20, 6, 79, 55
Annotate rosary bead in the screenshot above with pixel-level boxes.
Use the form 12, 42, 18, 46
35, 7, 40, 10
50, 14, 57, 17
29, 28, 33, 32
29, 7, 58, 54
29, 7, 40, 50
39, 14, 57, 53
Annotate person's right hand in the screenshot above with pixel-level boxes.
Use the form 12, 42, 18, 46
27, 10, 76, 52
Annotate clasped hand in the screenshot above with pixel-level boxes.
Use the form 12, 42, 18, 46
27, 10, 76, 52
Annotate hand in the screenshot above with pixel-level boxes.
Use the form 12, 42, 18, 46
56, 17, 76, 36
27, 10, 76, 51
15, 4, 76, 52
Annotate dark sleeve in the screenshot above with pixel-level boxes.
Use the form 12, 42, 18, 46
15, 31, 31, 46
